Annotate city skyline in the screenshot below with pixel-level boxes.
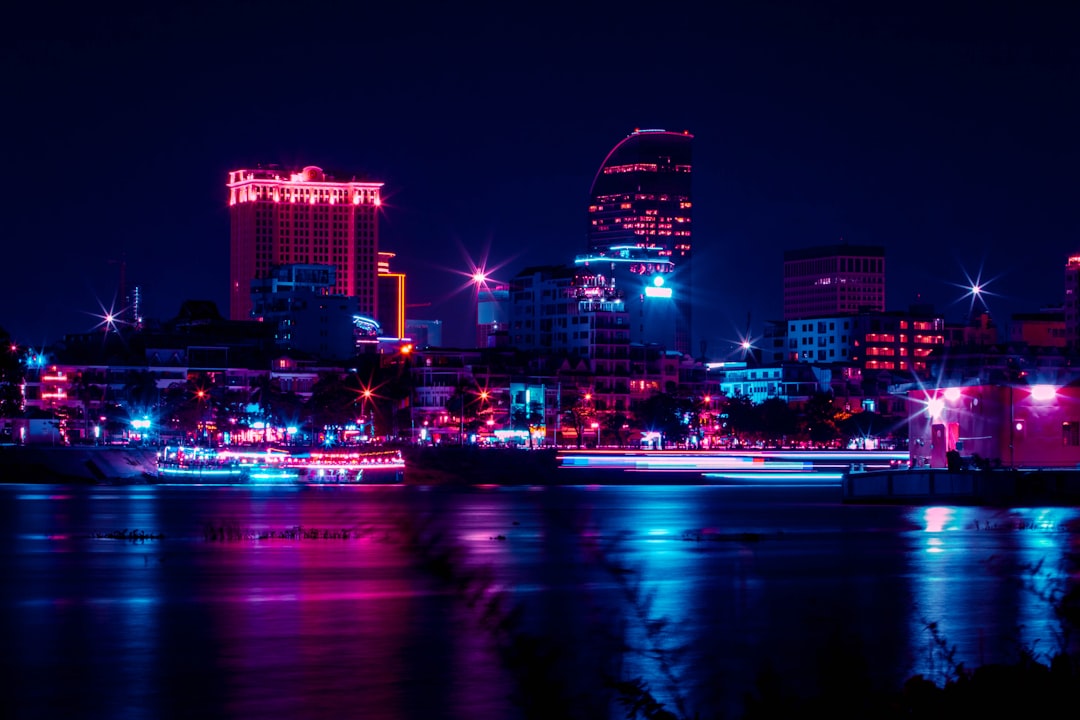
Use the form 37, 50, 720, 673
3, 2, 1077, 353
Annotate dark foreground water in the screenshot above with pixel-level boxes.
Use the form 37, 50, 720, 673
1, 480, 1077, 720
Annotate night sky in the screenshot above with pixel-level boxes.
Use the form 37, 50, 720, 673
4, 2, 1077, 354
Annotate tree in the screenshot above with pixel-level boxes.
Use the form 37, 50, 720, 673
605, 411, 630, 448
0, 329, 24, 418
308, 372, 361, 441
758, 397, 798, 447
802, 391, 841, 446
637, 392, 685, 449
567, 392, 595, 448
722, 393, 757, 446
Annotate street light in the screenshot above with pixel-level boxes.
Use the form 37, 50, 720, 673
471, 270, 487, 348
362, 388, 373, 438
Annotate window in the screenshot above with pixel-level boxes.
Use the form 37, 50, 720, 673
1063, 422, 1080, 446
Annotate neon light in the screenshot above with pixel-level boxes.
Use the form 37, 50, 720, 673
943, 387, 961, 402
644, 286, 672, 298
926, 397, 944, 419
1030, 385, 1056, 401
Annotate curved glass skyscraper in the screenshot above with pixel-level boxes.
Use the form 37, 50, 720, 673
587, 129, 693, 354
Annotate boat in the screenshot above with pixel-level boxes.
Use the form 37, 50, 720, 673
154, 446, 405, 484
155, 446, 245, 483
285, 449, 406, 484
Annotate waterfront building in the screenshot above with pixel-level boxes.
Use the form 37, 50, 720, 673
508, 265, 630, 412
574, 246, 681, 351
784, 308, 945, 378
1066, 253, 1080, 352
1009, 308, 1066, 348
587, 129, 692, 354
907, 380, 1080, 469
251, 264, 360, 360
406, 319, 443, 349
477, 282, 509, 348
783, 244, 885, 320
943, 311, 1000, 348
706, 361, 826, 406
227, 165, 383, 322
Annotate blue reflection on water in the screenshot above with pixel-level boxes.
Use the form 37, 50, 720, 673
906, 505, 1079, 684
2, 483, 1078, 720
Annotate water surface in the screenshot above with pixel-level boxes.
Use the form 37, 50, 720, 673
2, 482, 1076, 719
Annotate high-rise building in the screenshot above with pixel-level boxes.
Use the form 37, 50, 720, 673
377, 252, 406, 340
587, 129, 692, 354
508, 264, 630, 411
476, 282, 509, 348
574, 246, 679, 350
227, 165, 383, 322
1065, 254, 1080, 352
783, 244, 886, 320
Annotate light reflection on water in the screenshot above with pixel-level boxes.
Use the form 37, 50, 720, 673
1, 482, 1077, 720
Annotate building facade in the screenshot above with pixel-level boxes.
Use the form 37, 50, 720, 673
227, 165, 383, 322
783, 244, 885, 320
574, 246, 680, 351
1009, 308, 1066, 348
784, 309, 945, 378
1064, 254, 1080, 352
377, 252, 406, 340
587, 129, 692, 354
508, 265, 630, 411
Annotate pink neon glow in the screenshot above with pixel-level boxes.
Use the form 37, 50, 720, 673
926, 397, 945, 419
1030, 385, 1056, 401
943, 387, 961, 402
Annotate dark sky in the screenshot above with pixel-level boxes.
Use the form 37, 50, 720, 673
3, 1, 1077, 354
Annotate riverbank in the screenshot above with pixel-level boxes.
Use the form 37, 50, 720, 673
844, 467, 1080, 505
0, 445, 158, 483
401, 446, 559, 485
0, 445, 559, 485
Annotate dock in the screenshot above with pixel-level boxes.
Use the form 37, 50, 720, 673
843, 467, 1080, 505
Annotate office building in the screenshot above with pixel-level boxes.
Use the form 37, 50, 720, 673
785, 308, 944, 378
783, 244, 885, 320
250, 263, 360, 360
574, 245, 679, 350
1065, 254, 1080, 352
477, 282, 509, 348
587, 129, 692, 353
227, 165, 383, 322
377, 252, 406, 340
509, 265, 630, 411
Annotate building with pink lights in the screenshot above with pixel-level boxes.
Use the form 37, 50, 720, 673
227, 165, 383, 322
908, 381, 1080, 469
588, 129, 692, 354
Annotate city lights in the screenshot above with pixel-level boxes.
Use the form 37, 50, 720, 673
949, 263, 1001, 317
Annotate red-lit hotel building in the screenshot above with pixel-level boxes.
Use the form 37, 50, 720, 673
227, 165, 383, 322
588, 129, 692, 354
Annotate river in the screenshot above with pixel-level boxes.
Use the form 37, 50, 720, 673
1, 480, 1076, 719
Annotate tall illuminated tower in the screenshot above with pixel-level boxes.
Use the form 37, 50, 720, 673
587, 129, 692, 354
227, 165, 383, 321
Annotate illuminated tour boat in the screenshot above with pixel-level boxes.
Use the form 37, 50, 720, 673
156, 447, 405, 484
